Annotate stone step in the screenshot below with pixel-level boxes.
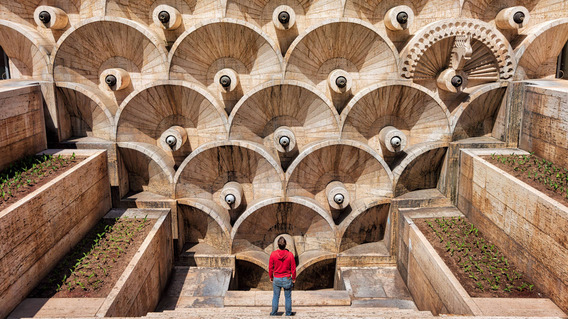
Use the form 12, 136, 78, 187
146, 307, 435, 318
224, 290, 351, 307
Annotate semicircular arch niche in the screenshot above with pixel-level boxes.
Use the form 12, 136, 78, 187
401, 19, 515, 104
229, 80, 340, 170
117, 144, 176, 197
0, 21, 51, 79
56, 83, 115, 140
515, 19, 568, 80
53, 17, 169, 105
343, 0, 461, 48
175, 141, 285, 224
392, 144, 447, 197
452, 83, 508, 141
286, 140, 393, 222
341, 83, 450, 163
231, 199, 336, 257
116, 81, 228, 166
224, 0, 343, 54
178, 203, 231, 254
338, 202, 390, 253
169, 19, 284, 113
285, 18, 399, 112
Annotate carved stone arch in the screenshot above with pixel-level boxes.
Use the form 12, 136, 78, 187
392, 142, 448, 196
52, 17, 169, 105
229, 80, 340, 170
0, 20, 51, 79
56, 82, 115, 141
514, 18, 568, 80
285, 18, 399, 111
177, 199, 232, 254
338, 200, 391, 252
341, 81, 450, 161
168, 18, 284, 112
231, 197, 337, 255
115, 80, 228, 166
117, 142, 176, 197
401, 18, 515, 81
451, 82, 508, 141
286, 140, 394, 222
174, 141, 285, 224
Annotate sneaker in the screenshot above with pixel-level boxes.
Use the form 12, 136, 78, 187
285, 312, 296, 316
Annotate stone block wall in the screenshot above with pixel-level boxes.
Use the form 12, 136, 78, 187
457, 149, 568, 313
0, 84, 47, 171
520, 82, 568, 168
0, 150, 111, 318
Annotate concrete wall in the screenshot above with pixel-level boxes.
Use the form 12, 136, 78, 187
520, 81, 568, 168
98, 209, 173, 317
458, 148, 568, 313
0, 149, 111, 318
0, 84, 47, 171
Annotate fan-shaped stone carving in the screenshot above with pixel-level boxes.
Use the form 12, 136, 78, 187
117, 143, 176, 197
169, 19, 283, 112
229, 80, 340, 169
224, 0, 343, 54
175, 141, 285, 223
53, 17, 168, 105
178, 201, 231, 254
341, 83, 450, 161
401, 19, 515, 82
286, 140, 393, 221
285, 18, 399, 111
56, 82, 115, 140
452, 82, 508, 140
115, 81, 228, 166
392, 143, 447, 196
515, 19, 568, 79
231, 197, 336, 256
0, 20, 51, 79
338, 202, 390, 252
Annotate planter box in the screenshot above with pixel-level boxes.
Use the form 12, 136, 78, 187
458, 148, 568, 313
9, 208, 173, 318
0, 149, 110, 318
401, 212, 565, 317
0, 84, 47, 171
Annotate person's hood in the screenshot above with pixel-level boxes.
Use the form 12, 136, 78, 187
276, 249, 289, 261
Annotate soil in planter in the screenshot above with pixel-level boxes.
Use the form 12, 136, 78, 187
0, 153, 82, 211
30, 216, 153, 298
416, 217, 544, 298
484, 153, 568, 207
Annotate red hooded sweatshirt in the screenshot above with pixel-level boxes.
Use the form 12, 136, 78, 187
269, 249, 296, 280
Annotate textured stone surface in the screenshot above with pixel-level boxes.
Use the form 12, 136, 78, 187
0, 84, 46, 171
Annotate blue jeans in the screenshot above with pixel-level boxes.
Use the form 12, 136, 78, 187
271, 277, 293, 316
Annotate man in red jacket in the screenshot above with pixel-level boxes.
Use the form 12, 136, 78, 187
269, 236, 296, 316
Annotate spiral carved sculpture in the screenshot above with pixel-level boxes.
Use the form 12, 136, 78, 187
0, 0, 566, 290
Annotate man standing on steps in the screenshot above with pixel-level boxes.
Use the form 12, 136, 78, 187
269, 236, 296, 316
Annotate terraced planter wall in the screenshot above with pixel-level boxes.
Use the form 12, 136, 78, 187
520, 83, 568, 169
400, 213, 565, 317
0, 84, 46, 171
10, 208, 173, 318
457, 148, 568, 313
0, 149, 110, 319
